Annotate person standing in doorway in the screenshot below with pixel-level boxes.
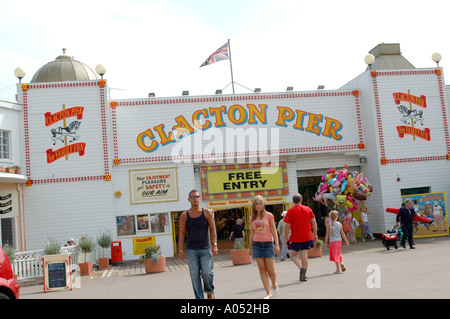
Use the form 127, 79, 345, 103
284, 193, 318, 282
179, 190, 218, 299
277, 211, 291, 261
395, 199, 417, 249
229, 218, 245, 249
249, 195, 280, 299
360, 206, 375, 241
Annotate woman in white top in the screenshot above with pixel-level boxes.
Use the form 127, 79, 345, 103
361, 206, 375, 241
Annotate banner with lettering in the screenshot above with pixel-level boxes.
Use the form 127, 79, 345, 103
202, 162, 288, 201
129, 167, 179, 204
0, 191, 18, 218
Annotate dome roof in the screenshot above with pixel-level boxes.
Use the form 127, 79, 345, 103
366, 43, 415, 71
31, 51, 99, 83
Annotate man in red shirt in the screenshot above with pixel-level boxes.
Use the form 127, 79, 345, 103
284, 193, 318, 282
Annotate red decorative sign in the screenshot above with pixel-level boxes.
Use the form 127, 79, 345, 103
396, 126, 431, 141
44, 106, 84, 126
393, 91, 430, 141
393, 92, 427, 108
46, 143, 86, 163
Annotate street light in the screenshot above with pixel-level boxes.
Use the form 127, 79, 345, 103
364, 54, 375, 70
14, 67, 26, 83
95, 64, 106, 79
432, 52, 442, 67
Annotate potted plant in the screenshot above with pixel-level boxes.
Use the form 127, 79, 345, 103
6, 166, 20, 174
308, 239, 323, 258
78, 237, 95, 276
231, 241, 252, 265
96, 228, 112, 270
0, 166, 6, 173
139, 244, 166, 273
44, 239, 61, 255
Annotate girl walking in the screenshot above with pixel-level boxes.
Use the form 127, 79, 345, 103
325, 210, 349, 274
343, 211, 355, 244
249, 195, 280, 299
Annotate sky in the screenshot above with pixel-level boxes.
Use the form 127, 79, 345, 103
1, 0, 449, 101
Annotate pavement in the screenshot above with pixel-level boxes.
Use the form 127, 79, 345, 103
18, 236, 450, 300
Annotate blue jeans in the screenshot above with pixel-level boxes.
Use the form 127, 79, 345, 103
186, 248, 214, 299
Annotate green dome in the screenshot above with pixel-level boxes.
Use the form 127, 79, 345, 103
31, 52, 98, 83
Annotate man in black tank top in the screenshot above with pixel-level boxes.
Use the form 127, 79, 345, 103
179, 190, 218, 299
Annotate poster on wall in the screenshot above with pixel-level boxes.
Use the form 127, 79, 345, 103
400, 192, 449, 238
132, 236, 155, 255
129, 167, 179, 204
0, 191, 18, 218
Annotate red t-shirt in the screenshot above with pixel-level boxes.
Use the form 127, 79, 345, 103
284, 204, 315, 243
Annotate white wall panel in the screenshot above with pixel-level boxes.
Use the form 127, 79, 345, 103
23, 180, 115, 251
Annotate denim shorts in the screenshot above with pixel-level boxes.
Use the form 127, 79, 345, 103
252, 241, 275, 258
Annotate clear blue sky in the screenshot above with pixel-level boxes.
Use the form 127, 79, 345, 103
1, 0, 448, 101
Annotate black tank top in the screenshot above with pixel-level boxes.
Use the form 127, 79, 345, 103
186, 208, 210, 249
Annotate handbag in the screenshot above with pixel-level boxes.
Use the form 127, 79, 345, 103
352, 218, 360, 228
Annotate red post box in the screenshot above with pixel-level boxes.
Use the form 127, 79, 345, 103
111, 241, 123, 265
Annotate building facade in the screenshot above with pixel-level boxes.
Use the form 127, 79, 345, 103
5, 44, 450, 261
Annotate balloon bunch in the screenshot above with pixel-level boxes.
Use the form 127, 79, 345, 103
312, 164, 373, 211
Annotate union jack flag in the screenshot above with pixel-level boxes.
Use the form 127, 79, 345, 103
200, 42, 229, 67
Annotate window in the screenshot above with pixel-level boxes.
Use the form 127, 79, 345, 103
1, 218, 15, 247
117, 216, 136, 236
401, 187, 430, 196
137, 214, 149, 231
116, 213, 170, 237
0, 130, 11, 160
150, 213, 170, 234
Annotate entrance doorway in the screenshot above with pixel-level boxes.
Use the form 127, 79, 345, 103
298, 176, 328, 236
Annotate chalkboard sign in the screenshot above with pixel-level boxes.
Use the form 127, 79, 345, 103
43, 255, 72, 292
48, 262, 67, 288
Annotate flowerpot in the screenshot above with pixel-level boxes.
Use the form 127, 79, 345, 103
231, 249, 252, 265
308, 245, 322, 258
79, 262, 94, 276
144, 256, 166, 273
0, 167, 6, 173
98, 257, 110, 270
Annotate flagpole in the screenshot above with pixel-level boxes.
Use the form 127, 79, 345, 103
227, 39, 235, 94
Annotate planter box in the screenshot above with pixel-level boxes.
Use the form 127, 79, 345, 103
307, 245, 322, 258
231, 249, 252, 265
79, 262, 94, 276
144, 256, 166, 273
98, 257, 110, 270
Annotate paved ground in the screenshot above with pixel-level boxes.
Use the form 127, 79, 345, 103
18, 236, 450, 301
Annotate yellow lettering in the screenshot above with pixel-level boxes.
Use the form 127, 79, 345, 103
275, 106, 294, 126
321, 116, 343, 140
137, 129, 159, 152
192, 109, 211, 130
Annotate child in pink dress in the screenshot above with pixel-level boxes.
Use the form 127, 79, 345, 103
325, 210, 349, 273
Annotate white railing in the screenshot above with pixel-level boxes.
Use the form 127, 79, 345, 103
12, 245, 79, 281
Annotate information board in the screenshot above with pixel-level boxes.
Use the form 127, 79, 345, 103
43, 254, 72, 292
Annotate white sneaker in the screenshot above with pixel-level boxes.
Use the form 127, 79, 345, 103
273, 286, 280, 296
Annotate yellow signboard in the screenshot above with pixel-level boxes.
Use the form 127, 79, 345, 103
133, 236, 156, 255
207, 166, 283, 194
207, 196, 286, 208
